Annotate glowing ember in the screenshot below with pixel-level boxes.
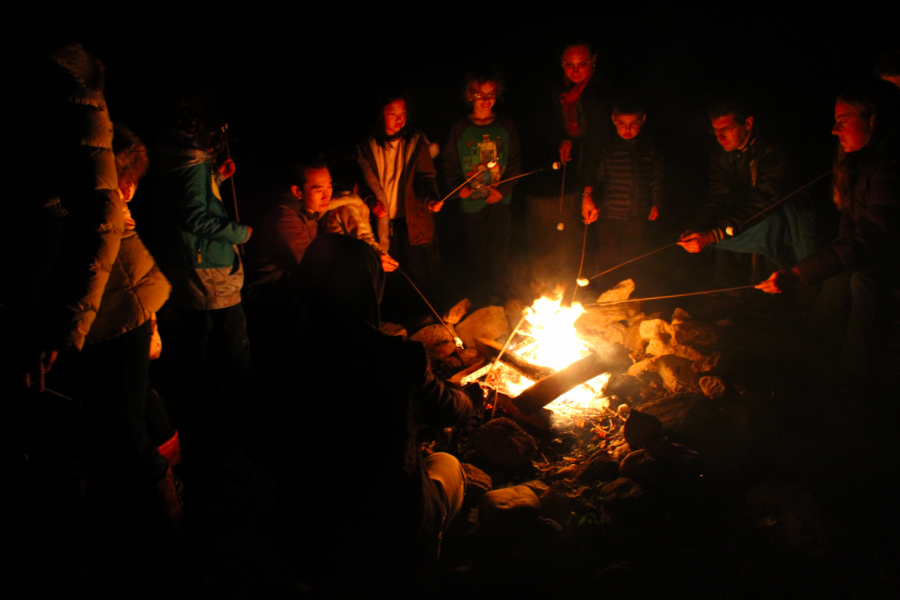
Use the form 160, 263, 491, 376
495, 296, 610, 419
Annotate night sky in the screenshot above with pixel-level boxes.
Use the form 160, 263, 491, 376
20, 5, 900, 225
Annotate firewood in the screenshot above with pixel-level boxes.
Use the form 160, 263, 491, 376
513, 344, 630, 414
474, 337, 555, 382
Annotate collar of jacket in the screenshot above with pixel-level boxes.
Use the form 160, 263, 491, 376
279, 191, 319, 221
732, 130, 758, 160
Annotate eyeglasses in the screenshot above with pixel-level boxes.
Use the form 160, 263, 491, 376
471, 92, 496, 100
710, 123, 742, 136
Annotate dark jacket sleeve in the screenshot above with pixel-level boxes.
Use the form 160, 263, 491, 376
407, 342, 474, 428
412, 139, 440, 203
497, 116, 522, 198
276, 205, 316, 265
651, 145, 664, 209
172, 164, 250, 244
701, 143, 789, 240
797, 152, 900, 284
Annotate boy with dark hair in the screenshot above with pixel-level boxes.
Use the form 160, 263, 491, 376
442, 71, 521, 300
582, 98, 662, 273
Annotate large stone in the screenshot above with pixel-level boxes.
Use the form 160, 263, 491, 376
504, 298, 529, 332
619, 450, 663, 486
410, 324, 457, 358
456, 306, 509, 350
623, 320, 647, 357
599, 478, 644, 512
462, 463, 492, 505
597, 279, 636, 303
576, 451, 620, 483
653, 442, 703, 480
671, 310, 726, 347
626, 358, 656, 378
443, 298, 471, 325
639, 318, 701, 360
623, 409, 663, 449
575, 305, 634, 336
655, 354, 698, 393
457, 347, 483, 366
478, 485, 541, 529
379, 322, 407, 337
473, 417, 538, 468
699, 375, 726, 399
638, 392, 704, 430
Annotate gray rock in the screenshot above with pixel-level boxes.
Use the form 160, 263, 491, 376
410, 324, 457, 358
504, 299, 529, 332
379, 322, 407, 337
473, 417, 538, 468
623, 409, 663, 449
576, 305, 633, 335
599, 478, 644, 512
443, 298, 471, 325
638, 392, 704, 430
699, 375, 726, 399
619, 450, 662, 486
655, 354, 698, 392
576, 451, 620, 483
478, 485, 541, 529
462, 463, 492, 505
456, 306, 509, 350
597, 279, 636, 303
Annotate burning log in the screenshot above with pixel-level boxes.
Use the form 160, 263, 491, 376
513, 344, 631, 414
474, 337, 556, 382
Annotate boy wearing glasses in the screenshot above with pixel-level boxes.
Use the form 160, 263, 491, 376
582, 98, 663, 273
442, 72, 521, 301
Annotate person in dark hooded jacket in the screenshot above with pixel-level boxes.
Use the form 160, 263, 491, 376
281, 234, 481, 595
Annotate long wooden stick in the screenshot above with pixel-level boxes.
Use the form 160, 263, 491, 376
572, 222, 590, 304
586, 285, 756, 306
397, 268, 463, 348
222, 123, 243, 255
442, 162, 496, 203
585, 243, 679, 282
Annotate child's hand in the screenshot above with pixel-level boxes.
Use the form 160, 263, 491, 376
381, 253, 399, 272
559, 140, 573, 163
582, 195, 598, 224
217, 158, 236, 180
485, 188, 504, 204
372, 202, 388, 218
648, 206, 659, 221
458, 186, 472, 199
427, 200, 444, 213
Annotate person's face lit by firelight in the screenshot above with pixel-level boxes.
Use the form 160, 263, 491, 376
711, 113, 753, 152
292, 167, 333, 214
561, 45, 595, 85
833, 100, 873, 153
469, 81, 497, 116
612, 113, 646, 140
383, 99, 407, 137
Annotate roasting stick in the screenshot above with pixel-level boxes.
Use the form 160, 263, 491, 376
586, 285, 756, 306
577, 243, 679, 286
397, 268, 464, 348
221, 123, 244, 255
483, 162, 561, 189
572, 222, 590, 304
487, 309, 532, 419
557, 161, 567, 231
575, 171, 831, 288
441, 160, 498, 203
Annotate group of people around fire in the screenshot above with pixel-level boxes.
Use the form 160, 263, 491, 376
5, 35, 900, 596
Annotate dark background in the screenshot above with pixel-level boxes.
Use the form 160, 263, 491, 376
13, 5, 900, 251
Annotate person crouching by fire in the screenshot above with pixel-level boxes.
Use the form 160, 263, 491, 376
278, 234, 482, 596
757, 82, 900, 389
357, 88, 446, 325
242, 157, 334, 368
